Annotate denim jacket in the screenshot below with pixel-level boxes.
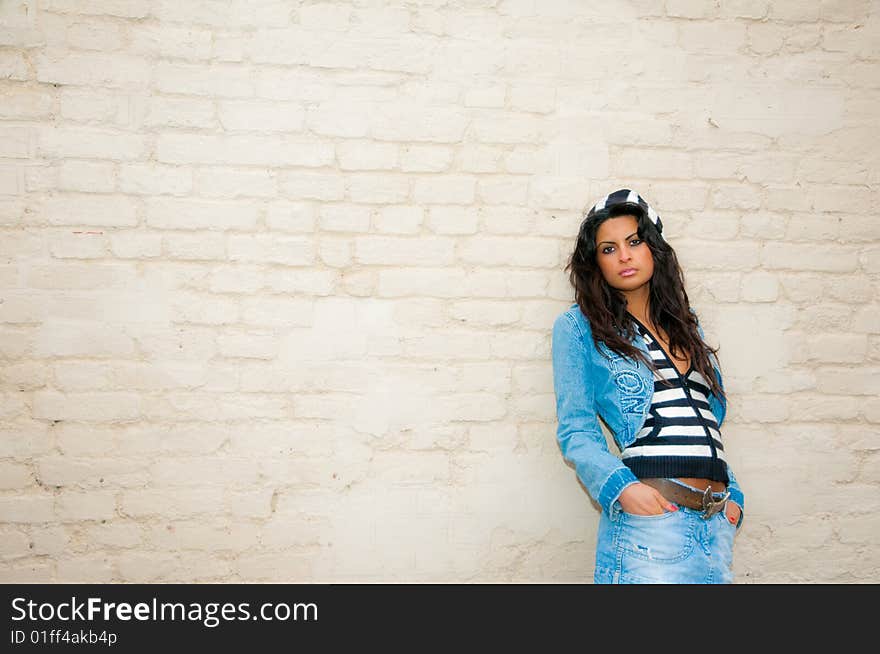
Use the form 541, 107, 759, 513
551, 303, 745, 526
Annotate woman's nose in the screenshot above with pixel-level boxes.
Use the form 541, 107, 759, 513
618, 246, 632, 261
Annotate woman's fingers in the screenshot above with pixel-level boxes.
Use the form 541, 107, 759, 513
653, 489, 677, 512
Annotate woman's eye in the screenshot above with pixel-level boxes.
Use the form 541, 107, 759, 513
601, 246, 614, 254
631, 238, 642, 246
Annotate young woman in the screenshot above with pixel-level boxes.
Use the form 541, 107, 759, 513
551, 188, 745, 584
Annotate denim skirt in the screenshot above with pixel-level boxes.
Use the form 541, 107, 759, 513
593, 502, 737, 584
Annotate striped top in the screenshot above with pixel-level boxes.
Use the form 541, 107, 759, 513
620, 315, 730, 483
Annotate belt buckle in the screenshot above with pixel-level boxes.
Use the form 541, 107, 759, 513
700, 486, 730, 520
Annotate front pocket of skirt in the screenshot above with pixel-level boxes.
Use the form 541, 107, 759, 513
617, 509, 694, 563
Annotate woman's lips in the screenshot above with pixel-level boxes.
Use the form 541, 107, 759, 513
619, 268, 637, 277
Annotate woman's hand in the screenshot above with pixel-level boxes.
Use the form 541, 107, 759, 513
725, 501, 742, 527
618, 482, 677, 516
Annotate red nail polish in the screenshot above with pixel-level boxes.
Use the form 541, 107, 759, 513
669, 505, 678, 511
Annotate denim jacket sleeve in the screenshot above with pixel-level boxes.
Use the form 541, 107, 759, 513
551, 312, 639, 515
694, 314, 745, 528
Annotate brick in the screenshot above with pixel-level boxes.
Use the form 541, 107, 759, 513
265, 202, 316, 232
156, 61, 254, 97
471, 113, 543, 144
0, 563, 54, 583
747, 22, 784, 55
0, 232, 43, 260
413, 176, 475, 204
785, 214, 839, 241
50, 360, 113, 391
378, 268, 468, 298
60, 16, 125, 51
0, 391, 28, 421
347, 174, 410, 204
825, 276, 874, 304
110, 232, 162, 259
713, 86, 844, 137
686, 213, 740, 241
317, 237, 352, 267
145, 96, 215, 128
374, 205, 423, 234
355, 236, 455, 266
337, 141, 398, 171
145, 198, 259, 230
341, 269, 377, 297
679, 21, 747, 53
0, 84, 53, 119
129, 24, 213, 60
34, 317, 136, 356
614, 148, 693, 178
464, 85, 505, 108
0, 461, 31, 489
48, 233, 108, 259
456, 145, 500, 173
213, 31, 244, 62
400, 145, 454, 172
0, 125, 31, 158
147, 519, 256, 551
305, 101, 371, 137
741, 271, 779, 302
476, 176, 529, 205
710, 184, 762, 210
242, 296, 313, 326
0, 527, 30, 559
150, 457, 260, 487
818, 368, 880, 395
791, 334, 867, 364
1, 361, 47, 390
195, 167, 276, 198
157, 134, 333, 167
45, 0, 151, 17
760, 243, 860, 272
818, 0, 872, 22
0, 51, 28, 80
55, 490, 117, 521
0, 165, 20, 195
156, 0, 292, 27
426, 206, 478, 235
164, 233, 225, 261
60, 89, 131, 125
217, 330, 276, 359
371, 104, 468, 143
528, 176, 592, 211
209, 266, 264, 293
45, 194, 138, 227
58, 161, 116, 193
118, 164, 192, 195
36, 51, 150, 89
459, 237, 559, 267
38, 126, 146, 160
218, 99, 304, 132
121, 488, 224, 518
483, 206, 536, 235
0, 493, 51, 523
318, 204, 372, 233
676, 240, 761, 271
227, 234, 315, 266
255, 69, 334, 102
24, 165, 57, 193
265, 269, 337, 295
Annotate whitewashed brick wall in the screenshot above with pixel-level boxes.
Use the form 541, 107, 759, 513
1, 0, 878, 583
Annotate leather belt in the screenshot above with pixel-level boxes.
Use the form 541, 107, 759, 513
640, 478, 730, 520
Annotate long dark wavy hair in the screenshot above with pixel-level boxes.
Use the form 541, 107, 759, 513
564, 202, 726, 401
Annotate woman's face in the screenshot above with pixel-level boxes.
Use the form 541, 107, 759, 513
594, 215, 654, 293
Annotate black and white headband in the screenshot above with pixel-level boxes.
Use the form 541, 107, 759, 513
583, 188, 664, 241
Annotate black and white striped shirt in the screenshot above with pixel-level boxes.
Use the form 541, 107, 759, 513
620, 315, 730, 483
